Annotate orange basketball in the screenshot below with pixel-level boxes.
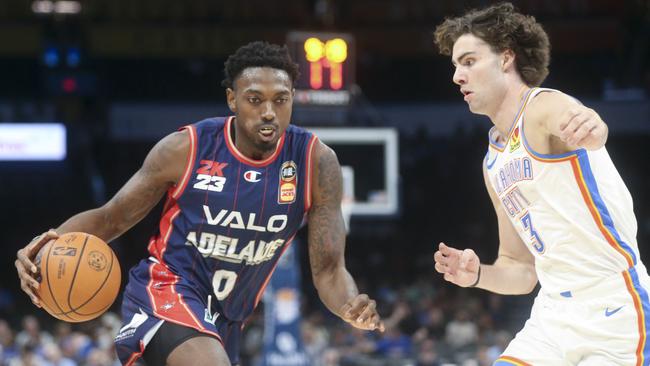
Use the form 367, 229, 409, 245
36, 232, 121, 322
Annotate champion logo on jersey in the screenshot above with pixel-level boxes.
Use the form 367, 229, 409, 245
509, 127, 521, 152
244, 170, 262, 183
278, 161, 297, 204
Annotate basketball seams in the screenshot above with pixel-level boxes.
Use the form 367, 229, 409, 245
66, 234, 90, 314
61, 301, 114, 318
43, 239, 75, 321
65, 244, 118, 316
40, 232, 121, 322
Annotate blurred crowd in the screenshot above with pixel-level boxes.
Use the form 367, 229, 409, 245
242, 276, 531, 366
0, 276, 530, 366
0, 313, 120, 366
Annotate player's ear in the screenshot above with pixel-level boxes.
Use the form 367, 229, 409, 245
501, 49, 515, 71
226, 88, 236, 112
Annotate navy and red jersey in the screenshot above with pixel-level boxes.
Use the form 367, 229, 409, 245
115, 116, 318, 365
143, 116, 317, 321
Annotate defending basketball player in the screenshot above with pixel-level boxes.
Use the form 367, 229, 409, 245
433, 3, 650, 365
16, 41, 384, 366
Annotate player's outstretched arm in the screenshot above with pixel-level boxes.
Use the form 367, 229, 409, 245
15, 129, 190, 307
435, 164, 538, 295
478, 164, 537, 294
307, 141, 384, 332
55, 130, 189, 240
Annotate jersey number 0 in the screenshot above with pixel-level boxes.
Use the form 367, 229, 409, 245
212, 270, 237, 300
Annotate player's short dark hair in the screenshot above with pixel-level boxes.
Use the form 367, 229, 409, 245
221, 41, 300, 89
433, 2, 550, 86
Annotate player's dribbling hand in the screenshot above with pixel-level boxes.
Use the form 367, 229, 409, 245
339, 294, 385, 332
559, 106, 607, 150
434, 242, 480, 287
15, 229, 59, 307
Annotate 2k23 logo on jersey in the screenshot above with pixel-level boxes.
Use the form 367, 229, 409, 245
278, 161, 297, 204
193, 160, 228, 192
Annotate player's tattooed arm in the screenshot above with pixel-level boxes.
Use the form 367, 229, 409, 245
308, 141, 384, 332
55, 129, 190, 242
308, 142, 348, 292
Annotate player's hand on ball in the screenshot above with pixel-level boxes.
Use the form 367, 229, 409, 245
339, 294, 385, 332
15, 229, 59, 307
559, 106, 607, 150
434, 242, 480, 287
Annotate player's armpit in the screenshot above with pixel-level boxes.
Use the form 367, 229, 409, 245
105, 130, 189, 229
55, 130, 191, 242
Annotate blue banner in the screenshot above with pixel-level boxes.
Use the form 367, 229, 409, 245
262, 240, 309, 366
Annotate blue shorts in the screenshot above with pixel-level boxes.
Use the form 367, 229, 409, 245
114, 258, 243, 365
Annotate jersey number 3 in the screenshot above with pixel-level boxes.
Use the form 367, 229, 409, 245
521, 212, 545, 254
193, 174, 226, 192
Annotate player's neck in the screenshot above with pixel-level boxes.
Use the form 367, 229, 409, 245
231, 119, 274, 161
490, 83, 530, 137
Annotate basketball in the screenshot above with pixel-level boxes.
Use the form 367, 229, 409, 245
36, 232, 121, 323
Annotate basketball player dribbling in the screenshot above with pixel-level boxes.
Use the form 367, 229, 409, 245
432, 3, 650, 365
15, 41, 384, 366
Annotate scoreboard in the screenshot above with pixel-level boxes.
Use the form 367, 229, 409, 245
286, 32, 355, 106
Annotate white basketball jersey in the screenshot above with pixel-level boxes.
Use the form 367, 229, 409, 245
485, 87, 640, 294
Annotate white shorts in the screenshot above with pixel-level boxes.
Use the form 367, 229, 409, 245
495, 266, 650, 366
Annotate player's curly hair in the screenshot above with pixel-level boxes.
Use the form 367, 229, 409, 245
433, 2, 550, 86
221, 41, 300, 89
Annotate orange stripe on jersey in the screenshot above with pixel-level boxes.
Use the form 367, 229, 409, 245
224, 116, 286, 167
623, 271, 647, 366
149, 205, 181, 260
172, 125, 198, 199
569, 158, 635, 267
489, 88, 536, 152
175, 291, 205, 332
124, 340, 145, 366
161, 192, 173, 214
304, 135, 318, 212
495, 356, 532, 366
524, 149, 576, 163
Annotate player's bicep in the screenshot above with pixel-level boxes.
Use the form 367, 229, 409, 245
102, 130, 190, 231
528, 92, 581, 139
308, 142, 346, 276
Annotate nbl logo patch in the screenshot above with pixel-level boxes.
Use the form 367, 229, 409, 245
509, 126, 521, 152
278, 161, 297, 204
